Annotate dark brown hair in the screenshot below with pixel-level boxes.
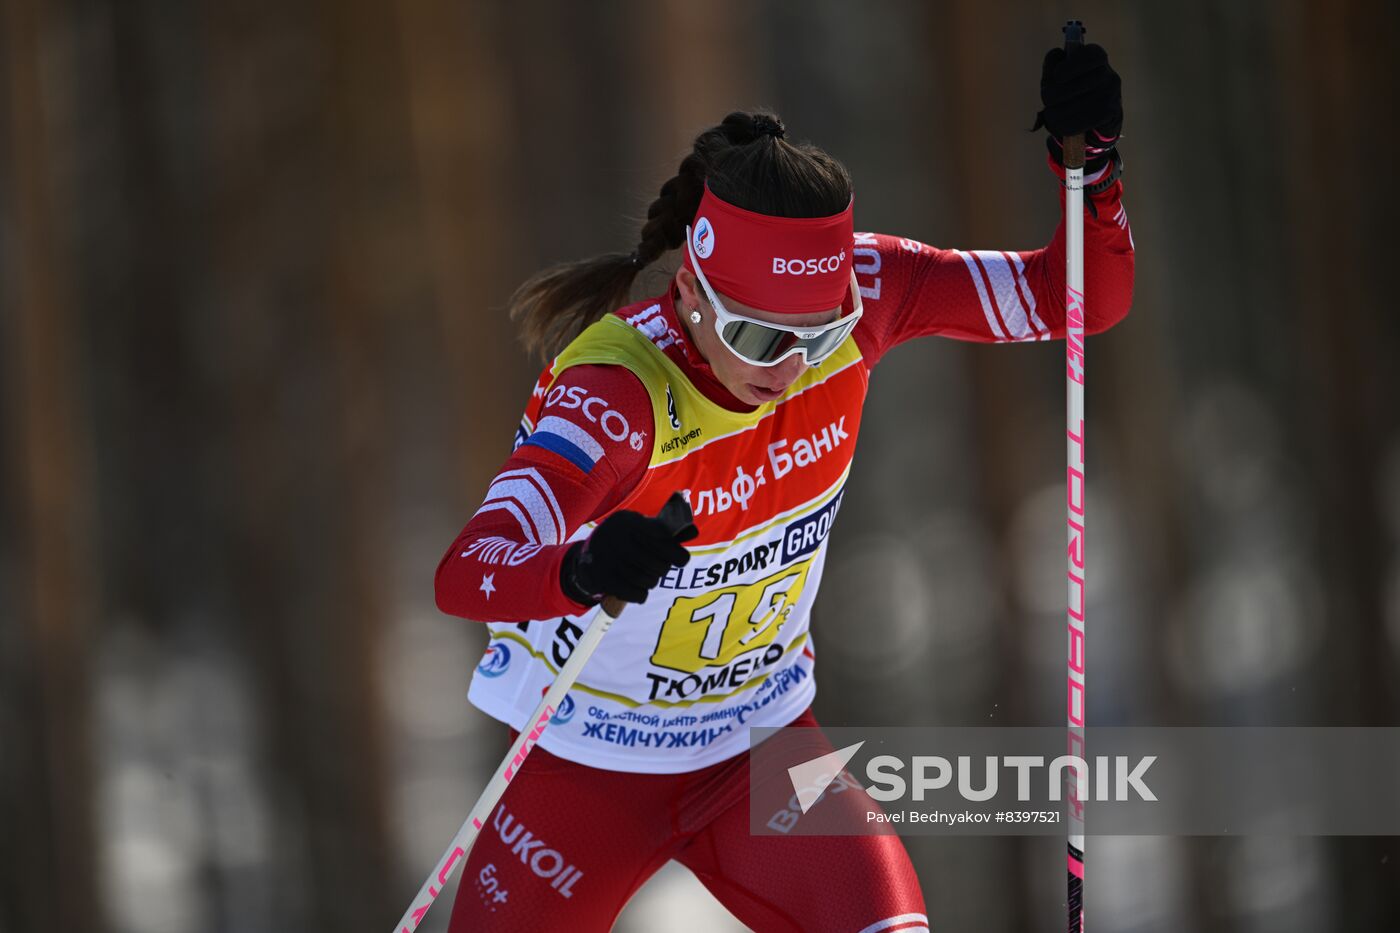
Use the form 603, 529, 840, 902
510, 110, 853, 360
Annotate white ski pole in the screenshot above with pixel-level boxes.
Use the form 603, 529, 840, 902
391, 493, 694, 932
1060, 18, 1089, 933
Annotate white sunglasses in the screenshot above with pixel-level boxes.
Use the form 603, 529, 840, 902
685, 225, 862, 368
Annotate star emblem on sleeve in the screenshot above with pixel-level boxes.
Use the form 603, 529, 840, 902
480, 573, 496, 599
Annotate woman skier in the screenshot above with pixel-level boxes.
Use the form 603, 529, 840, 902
435, 42, 1131, 932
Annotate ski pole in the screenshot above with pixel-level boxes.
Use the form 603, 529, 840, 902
390, 492, 695, 932
1060, 17, 1089, 933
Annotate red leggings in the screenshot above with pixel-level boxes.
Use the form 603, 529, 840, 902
447, 707, 928, 932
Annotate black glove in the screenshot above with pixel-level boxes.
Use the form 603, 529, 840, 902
1032, 43, 1122, 171
560, 509, 698, 606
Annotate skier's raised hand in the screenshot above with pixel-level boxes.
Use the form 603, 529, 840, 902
1033, 41, 1123, 171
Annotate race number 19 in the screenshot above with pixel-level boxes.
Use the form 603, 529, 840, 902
650, 557, 815, 672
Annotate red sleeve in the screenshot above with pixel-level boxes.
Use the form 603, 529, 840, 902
852, 156, 1135, 366
434, 363, 653, 622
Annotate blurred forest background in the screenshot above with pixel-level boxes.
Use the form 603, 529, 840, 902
3, 0, 1399, 931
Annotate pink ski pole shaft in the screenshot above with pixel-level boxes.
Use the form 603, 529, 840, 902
1060, 18, 1089, 933
391, 493, 694, 932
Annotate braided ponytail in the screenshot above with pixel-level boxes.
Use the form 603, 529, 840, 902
509, 110, 851, 360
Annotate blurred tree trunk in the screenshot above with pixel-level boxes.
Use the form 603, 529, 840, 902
929, 4, 1040, 928
631, 0, 761, 146
313, 0, 404, 919
206, 1, 404, 927
394, 0, 524, 501
1278, 0, 1400, 926
0, 0, 99, 930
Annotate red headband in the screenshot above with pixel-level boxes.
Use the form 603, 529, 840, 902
682, 184, 855, 315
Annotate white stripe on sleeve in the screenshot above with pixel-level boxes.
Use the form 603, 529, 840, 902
473, 500, 539, 545
971, 250, 1033, 341
856, 914, 931, 933
509, 468, 566, 540
475, 468, 566, 545
957, 250, 1006, 340
1006, 252, 1050, 339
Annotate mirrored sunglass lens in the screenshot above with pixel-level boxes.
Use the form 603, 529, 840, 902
800, 319, 855, 362
721, 320, 800, 363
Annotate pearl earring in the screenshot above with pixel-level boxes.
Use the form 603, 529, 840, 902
689, 309, 702, 324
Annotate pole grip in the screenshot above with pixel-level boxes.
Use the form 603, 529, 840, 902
1061, 20, 1087, 171
599, 493, 695, 617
